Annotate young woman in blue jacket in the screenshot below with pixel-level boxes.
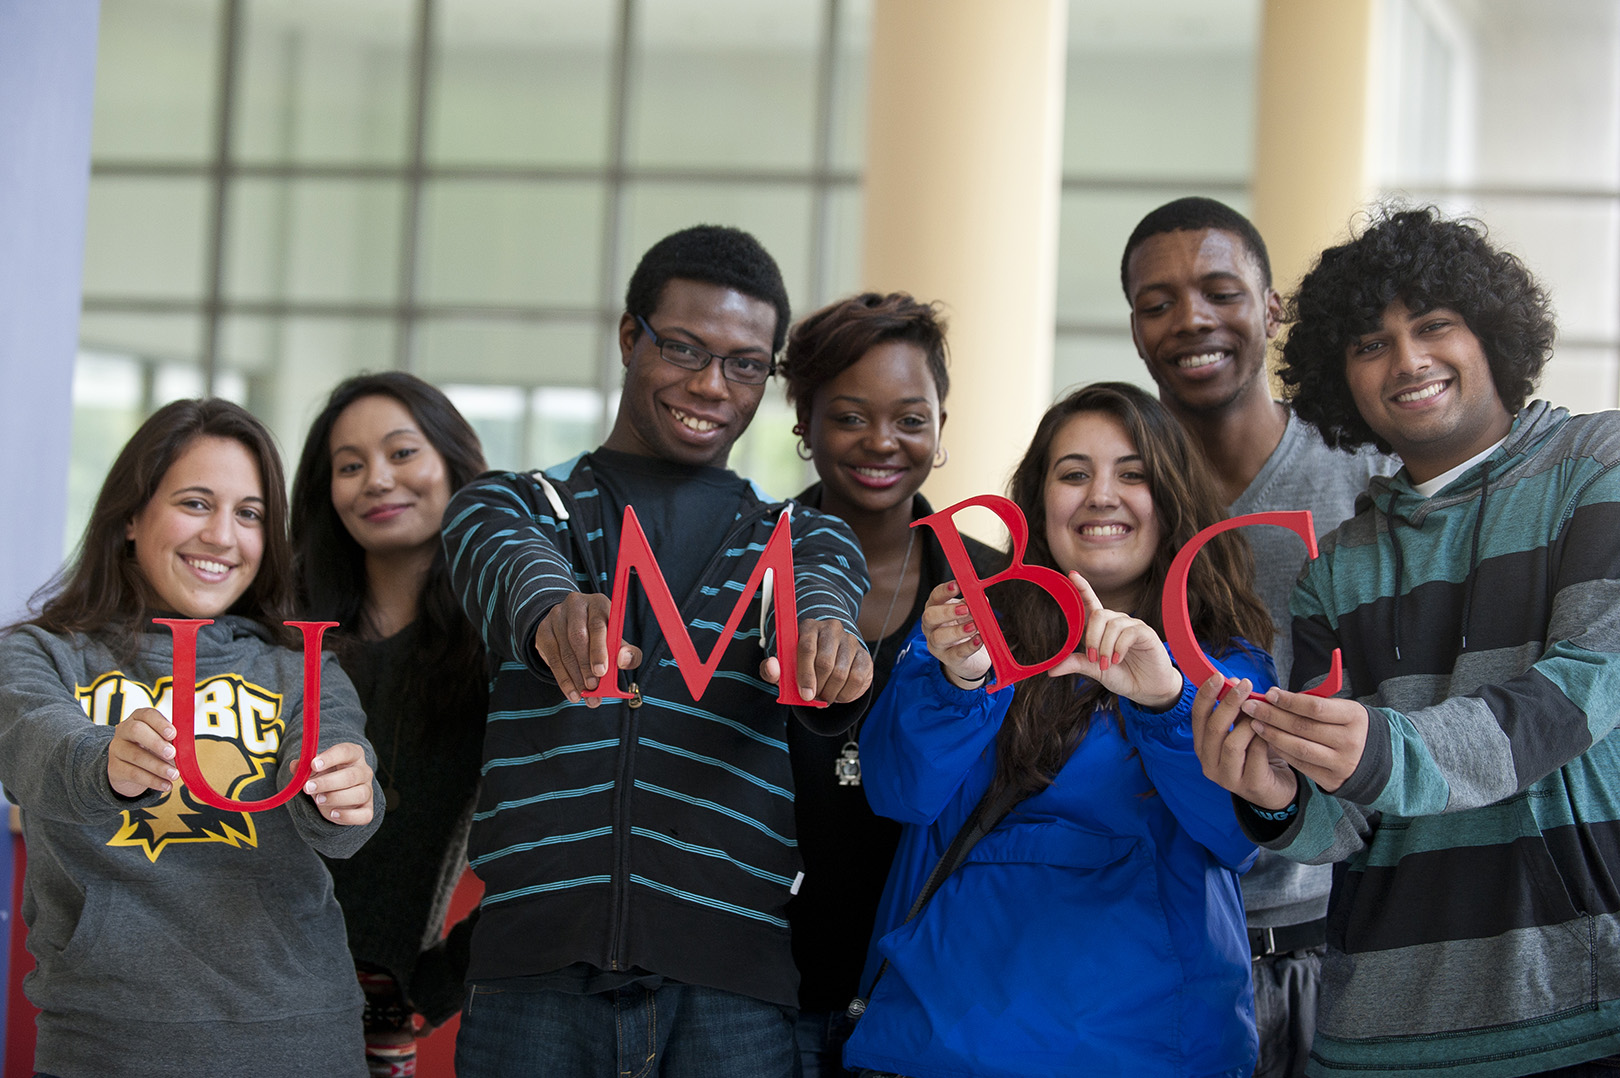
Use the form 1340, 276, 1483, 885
843, 382, 1275, 1078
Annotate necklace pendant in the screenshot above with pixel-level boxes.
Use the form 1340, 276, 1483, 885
834, 742, 862, 787
384, 786, 401, 812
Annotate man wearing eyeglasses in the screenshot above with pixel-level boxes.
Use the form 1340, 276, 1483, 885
445, 225, 873, 1078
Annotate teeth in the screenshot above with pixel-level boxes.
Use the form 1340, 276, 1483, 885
1395, 383, 1445, 403
853, 467, 900, 478
1177, 352, 1225, 369
1080, 523, 1128, 536
186, 557, 230, 574
670, 407, 718, 432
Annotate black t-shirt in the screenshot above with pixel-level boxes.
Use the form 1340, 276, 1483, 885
591, 447, 749, 647
785, 488, 1004, 1012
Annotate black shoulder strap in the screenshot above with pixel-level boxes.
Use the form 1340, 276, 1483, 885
848, 777, 1029, 1018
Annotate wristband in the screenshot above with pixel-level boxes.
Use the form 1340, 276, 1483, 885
1250, 800, 1298, 822
944, 663, 989, 689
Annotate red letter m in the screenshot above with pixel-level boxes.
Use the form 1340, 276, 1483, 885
581, 505, 822, 707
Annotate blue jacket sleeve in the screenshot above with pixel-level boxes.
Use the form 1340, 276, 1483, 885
1119, 641, 1272, 871
859, 625, 1009, 826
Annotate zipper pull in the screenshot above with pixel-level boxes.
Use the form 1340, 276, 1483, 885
628, 681, 642, 708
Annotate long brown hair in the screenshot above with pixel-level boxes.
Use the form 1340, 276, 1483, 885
26, 398, 296, 651
992, 382, 1271, 797
289, 372, 487, 715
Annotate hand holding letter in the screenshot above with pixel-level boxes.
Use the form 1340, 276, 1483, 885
761, 618, 873, 704
1243, 688, 1368, 794
108, 706, 179, 798
1191, 674, 1299, 811
1045, 571, 1182, 710
533, 593, 643, 707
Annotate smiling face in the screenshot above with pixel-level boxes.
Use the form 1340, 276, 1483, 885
328, 393, 452, 559
126, 435, 265, 619
1042, 411, 1161, 612
1127, 228, 1281, 416
1344, 299, 1513, 484
806, 339, 943, 521
605, 278, 777, 468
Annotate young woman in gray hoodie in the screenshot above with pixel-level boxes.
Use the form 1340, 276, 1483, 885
0, 398, 381, 1078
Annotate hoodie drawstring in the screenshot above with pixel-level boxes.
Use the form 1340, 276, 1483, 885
1387, 510, 1405, 662
1459, 461, 1492, 653
1384, 458, 1494, 663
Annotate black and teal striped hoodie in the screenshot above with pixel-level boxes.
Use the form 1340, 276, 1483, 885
443, 452, 868, 1009
1252, 401, 1620, 1077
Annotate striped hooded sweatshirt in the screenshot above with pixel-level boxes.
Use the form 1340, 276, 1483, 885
1245, 401, 1620, 1077
443, 452, 869, 1009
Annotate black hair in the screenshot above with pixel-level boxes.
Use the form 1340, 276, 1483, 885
780, 292, 950, 418
1278, 205, 1555, 452
290, 372, 487, 717
1120, 196, 1273, 296
624, 224, 792, 354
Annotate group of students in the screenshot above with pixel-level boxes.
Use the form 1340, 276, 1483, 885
0, 197, 1617, 1078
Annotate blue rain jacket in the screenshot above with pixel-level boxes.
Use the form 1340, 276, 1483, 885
844, 626, 1270, 1078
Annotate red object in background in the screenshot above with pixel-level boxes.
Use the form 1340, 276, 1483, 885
5, 838, 35, 1078
414, 869, 483, 1076
2, 847, 483, 1078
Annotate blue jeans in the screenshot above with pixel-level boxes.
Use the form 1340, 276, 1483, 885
455, 980, 794, 1078
793, 1009, 858, 1078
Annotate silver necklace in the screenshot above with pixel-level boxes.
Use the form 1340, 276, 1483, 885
836, 528, 916, 787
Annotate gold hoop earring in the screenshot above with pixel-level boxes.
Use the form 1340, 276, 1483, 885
933, 446, 949, 469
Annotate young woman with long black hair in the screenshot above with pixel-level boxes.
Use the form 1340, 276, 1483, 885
291, 372, 488, 1077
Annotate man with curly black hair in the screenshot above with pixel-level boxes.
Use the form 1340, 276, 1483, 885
1124, 197, 1396, 1078
1195, 206, 1620, 1077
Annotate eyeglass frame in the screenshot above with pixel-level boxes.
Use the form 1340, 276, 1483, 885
633, 314, 778, 385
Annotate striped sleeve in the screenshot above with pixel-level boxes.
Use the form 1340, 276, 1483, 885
781, 506, 871, 735
443, 472, 579, 675
1296, 452, 1620, 821
786, 507, 868, 634
1249, 776, 1377, 864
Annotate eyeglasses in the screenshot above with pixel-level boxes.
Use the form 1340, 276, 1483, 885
634, 315, 776, 385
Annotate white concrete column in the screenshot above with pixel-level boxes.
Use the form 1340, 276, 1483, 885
1251, 0, 1377, 297
860, 0, 1067, 514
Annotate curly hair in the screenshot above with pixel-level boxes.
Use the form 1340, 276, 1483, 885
990, 382, 1272, 798
779, 292, 950, 420
624, 224, 792, 354
1278, 205, 1555, 452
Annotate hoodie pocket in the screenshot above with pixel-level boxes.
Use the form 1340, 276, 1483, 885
37, 876, 358, 1023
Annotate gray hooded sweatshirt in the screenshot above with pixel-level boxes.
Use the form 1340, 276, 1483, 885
0, 616, 381, 1078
